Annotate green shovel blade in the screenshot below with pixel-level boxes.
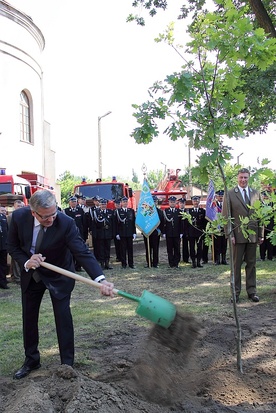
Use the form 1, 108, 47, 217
117, 289, 176, 329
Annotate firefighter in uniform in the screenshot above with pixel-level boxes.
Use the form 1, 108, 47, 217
93, 198, 114, 270
64, 196, 85, 271
259, 190, 274, 261
187, 196, 206, 268
162, 196, 183, 268
114, 196, 136, 269
214, 190, 228, 265
113, 199, 122, 262
143, 195, 164, 268
0, 206, 9, 289
77, 195, 90, 241
178, 197, 190, 263
89, 196, 100, 262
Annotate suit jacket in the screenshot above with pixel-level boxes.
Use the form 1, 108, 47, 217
163, 208, 182, 237
0, 213, 8, 251
64, 206, 84, 239
7, 207, 103, 299
115, 208, 136, 237
93, 208, 114, 239
222, 186, 263, 243
187, 207, 206, 238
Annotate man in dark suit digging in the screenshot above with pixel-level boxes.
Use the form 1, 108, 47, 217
7, 190, 114, 379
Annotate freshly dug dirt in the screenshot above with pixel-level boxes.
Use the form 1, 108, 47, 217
0, 243, 275, 412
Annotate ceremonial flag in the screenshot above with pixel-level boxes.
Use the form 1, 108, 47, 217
135, 178, 160, 237
205, 179, 218, 221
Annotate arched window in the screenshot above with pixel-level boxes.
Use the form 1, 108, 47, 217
20, 91, 32, 143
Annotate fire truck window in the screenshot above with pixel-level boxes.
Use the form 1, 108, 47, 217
14, 184, 23, 195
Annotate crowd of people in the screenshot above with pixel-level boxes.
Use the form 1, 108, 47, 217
1, 172, 275, 302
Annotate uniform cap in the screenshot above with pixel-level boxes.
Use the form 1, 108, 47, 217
92, 196, 100, 200
191, 195, 200, 201
178, 197, 186, 202
114, 199, 121, 204
215, 190, 224, 196
69, 196, 77, 202
121, 196, 128, 201
100, 198, 107, 204
168, 196, 177, 201
81, 195, 86, 200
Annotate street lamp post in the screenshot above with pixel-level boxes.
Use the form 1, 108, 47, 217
98, 111, 112, 180
237, 152, 243, 165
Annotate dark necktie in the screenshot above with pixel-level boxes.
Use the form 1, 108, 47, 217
243, 189, 250, 206
33, 225, 45, 282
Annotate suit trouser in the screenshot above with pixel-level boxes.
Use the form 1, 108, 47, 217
166, 237, 180, 267
120, 236, 134, 267
0, 250, 8, 285
189, 237, 203, 262
181, 237, 190, 262
233, 242, 257, 296
21, 278, 74, 367
98, 238, 112, 263
143, 232, 160, 267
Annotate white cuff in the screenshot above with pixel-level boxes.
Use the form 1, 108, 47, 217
94, 275, 105, 283
24, 260, 30, 272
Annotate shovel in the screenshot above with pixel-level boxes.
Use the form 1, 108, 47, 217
40, 262, 176, 328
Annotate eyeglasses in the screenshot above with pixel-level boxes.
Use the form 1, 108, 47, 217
34, 208, 58, 221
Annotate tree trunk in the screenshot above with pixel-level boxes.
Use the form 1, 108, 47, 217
248, 0, 276, 37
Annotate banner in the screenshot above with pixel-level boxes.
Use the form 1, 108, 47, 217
135, 178, 160, 237
205, 179, 218, 221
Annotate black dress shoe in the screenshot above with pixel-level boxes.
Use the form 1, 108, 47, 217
197, 263, 203, 268
129, 265, 135, 269
0, 283, 9, 289
13, 363, 41, 380
248, 293, 259, 302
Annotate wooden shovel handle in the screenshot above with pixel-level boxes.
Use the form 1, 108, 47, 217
40, 261, 119, 294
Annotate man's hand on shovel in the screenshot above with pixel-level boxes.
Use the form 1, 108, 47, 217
99, 279, 115, 297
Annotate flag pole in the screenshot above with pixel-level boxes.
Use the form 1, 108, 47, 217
147, 237, 151, 268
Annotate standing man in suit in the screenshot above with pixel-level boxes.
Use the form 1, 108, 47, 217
114, 196, 136, 269
259, 191, 274, 261
7, 199, 25, 284
187, 196, 206, 268
213, 190, 228, 265
113, 199, 122, 262
7, 190, 114, 380
93, 198, 114, 270
89, 196, 101, 262
64, 196, 85, 271
162, 196, 183, 268
0, 205, 9, 289
178, 197, 189, 263
222, 168, 264, 303
143, 195, 164, 268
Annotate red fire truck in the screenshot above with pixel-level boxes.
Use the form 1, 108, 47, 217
73, 177, 136, 210
0, 168, 54, 208
151, 168, 188, 209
